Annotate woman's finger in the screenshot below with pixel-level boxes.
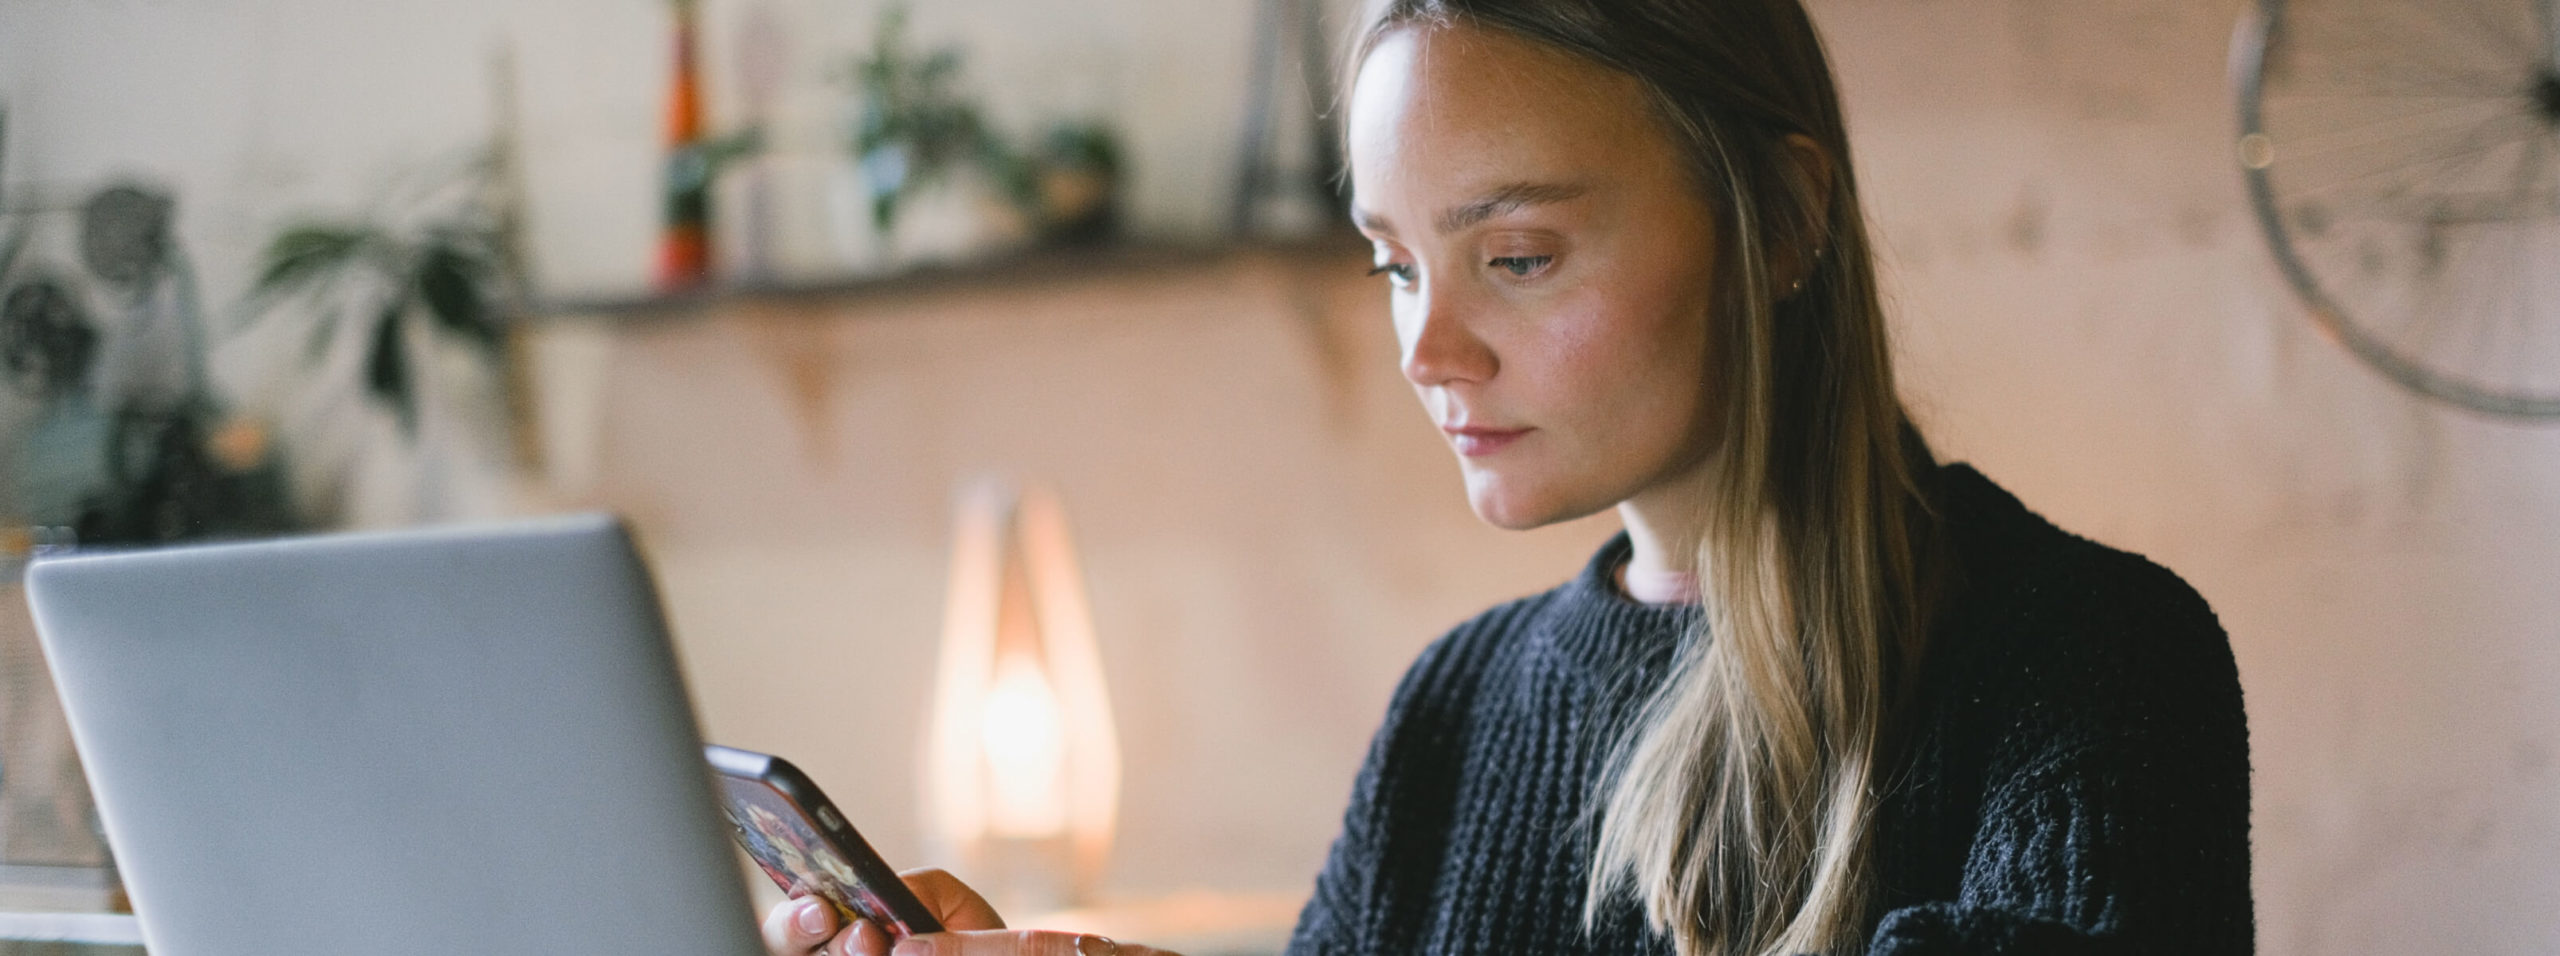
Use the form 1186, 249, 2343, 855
842, 918, 895, 956
895, 867, 1007, 931
760, 896, 840, 955
887, 929, 1144, 956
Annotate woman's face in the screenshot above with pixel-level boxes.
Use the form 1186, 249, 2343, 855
1347, 23, 1726, 531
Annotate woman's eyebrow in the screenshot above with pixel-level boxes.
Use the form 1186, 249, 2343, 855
1349, 181, 1592, 238
1436, 181, 1589, 234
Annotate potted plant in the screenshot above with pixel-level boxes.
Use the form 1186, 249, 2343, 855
242, 158, 513, 436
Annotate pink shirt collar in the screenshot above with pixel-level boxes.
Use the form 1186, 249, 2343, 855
1615, 561, 1701, 606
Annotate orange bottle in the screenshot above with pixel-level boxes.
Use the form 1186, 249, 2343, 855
656, 0, 712, 290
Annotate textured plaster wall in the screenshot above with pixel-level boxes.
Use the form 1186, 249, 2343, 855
8, 0, 2560, 952
1833, 2, 2560, 953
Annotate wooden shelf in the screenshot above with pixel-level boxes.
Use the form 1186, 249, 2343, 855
529, 233, 1368, 322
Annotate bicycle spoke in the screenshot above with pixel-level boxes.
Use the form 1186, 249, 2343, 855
2282, 140, 2540, 210
2307, 0, 2535, 75
2247, 0, 2560, 415
2447, 0, 2537, 65
2497, 225, 2532, 394
2526, 226, 2557, 392
2267, 98, 2513, 154
2276, 110, 2532, 176
2453, 223, 2517, 390
2545, 0, 2560, 70
2279, 114, 2542, 197
2508, 131, 2553, 204
2272, 89, 2528, 102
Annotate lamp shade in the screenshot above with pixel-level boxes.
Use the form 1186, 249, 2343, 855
920, 478, 1119, 903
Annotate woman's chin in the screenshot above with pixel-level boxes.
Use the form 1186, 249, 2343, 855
1472, 505, 1548, 531
1464, 475, 1577, 531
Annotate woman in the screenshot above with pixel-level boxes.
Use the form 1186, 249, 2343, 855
766, 0, 2253, 954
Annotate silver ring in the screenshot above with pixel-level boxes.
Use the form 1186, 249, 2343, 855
1074, 934, 1119, 956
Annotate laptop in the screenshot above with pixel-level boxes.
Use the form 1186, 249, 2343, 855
23, 514, 762, 956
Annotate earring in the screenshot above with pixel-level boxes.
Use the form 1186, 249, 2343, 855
1790, 243, 1828, 297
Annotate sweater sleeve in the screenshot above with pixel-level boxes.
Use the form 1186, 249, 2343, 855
1864, 560, 2255, 956
1285, 605, 1515, 956
1284, 677, 1408, 956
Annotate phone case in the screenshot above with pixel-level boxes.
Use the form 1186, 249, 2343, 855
705, 744, 946, 937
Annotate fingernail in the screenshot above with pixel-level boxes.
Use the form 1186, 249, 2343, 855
891, 938, 934, 956
795, 898, 830, 935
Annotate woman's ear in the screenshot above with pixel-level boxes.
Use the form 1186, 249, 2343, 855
1771, 133, 1835, 298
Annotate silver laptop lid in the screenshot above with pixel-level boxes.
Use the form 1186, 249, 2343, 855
24, 514, 760, 956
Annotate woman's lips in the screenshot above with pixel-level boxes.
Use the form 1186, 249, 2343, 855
1444, 426, 1531, 457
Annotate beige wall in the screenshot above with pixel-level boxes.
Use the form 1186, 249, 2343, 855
14, 0, 2560, 951
534, 4, 2560, 951
533, 249, 1625, 902
1843, 2, 2560, 953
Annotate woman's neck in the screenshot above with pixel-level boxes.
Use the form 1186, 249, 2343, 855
1615, 498, 1705, 605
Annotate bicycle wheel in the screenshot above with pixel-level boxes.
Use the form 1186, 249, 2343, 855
2235, 0, 2560, 418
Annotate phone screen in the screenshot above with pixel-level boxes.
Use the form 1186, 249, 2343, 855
708, 747, 943, 937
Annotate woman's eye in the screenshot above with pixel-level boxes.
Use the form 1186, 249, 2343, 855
1367, 262, 1417, 287
1489, 256, 1552, 278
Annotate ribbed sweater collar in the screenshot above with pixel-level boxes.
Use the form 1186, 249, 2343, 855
1531, 461, 2008, 687
1540, 529, 1700, 686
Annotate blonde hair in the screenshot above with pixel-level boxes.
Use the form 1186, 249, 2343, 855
1345, 2, 1944, 954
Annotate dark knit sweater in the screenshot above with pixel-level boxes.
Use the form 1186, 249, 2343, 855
1285, 463, 2252, 956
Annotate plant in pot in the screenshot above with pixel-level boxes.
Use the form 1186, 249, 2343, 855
236, 154, 520, 524
845, 4, 1037, 261
1022, 120, 1124, 246
247, 198, 507, 432
3, 180, 291, 546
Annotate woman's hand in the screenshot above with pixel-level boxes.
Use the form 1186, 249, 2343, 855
759, 868, 1181, 956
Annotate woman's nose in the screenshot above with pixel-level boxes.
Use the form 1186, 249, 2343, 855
1400, 289, 1498, 387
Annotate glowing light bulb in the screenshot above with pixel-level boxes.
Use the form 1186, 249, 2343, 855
980, 652, 1067, 838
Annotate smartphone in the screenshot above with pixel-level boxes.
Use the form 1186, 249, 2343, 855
705, 744, 946, 938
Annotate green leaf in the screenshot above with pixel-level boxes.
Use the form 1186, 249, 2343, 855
364, 301, 415, 435
414, 242, 501, 352
703, 127, 766, 167
303, 305, 342, 364
255, 226, 375, 296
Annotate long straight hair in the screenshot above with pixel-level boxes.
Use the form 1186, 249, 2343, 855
1344, 3, 1944, 954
